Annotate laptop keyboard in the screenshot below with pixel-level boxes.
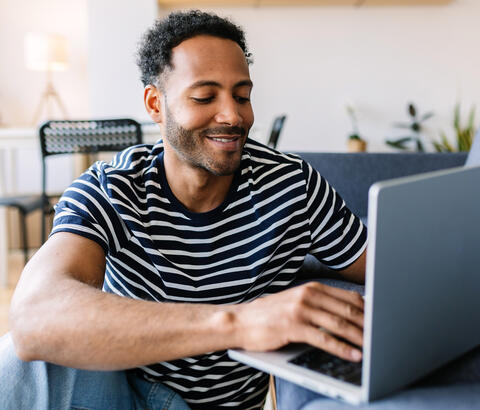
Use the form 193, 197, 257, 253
289, 348, 362, 386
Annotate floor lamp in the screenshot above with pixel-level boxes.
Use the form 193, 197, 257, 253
24, 32, 69, 125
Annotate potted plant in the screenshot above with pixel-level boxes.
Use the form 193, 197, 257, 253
386, 103, 434, 152
432, 103, 476, 152
346, 105, 367, 152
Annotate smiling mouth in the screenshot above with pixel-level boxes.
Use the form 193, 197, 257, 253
205, 135, 243, 152
208, 136, 240, 142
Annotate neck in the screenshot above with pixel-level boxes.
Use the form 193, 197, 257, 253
162, 145, 235, 213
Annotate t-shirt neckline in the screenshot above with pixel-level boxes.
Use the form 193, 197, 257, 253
155, 150, 243, 221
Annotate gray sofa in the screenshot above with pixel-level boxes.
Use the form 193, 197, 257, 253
276, 150, 480, 409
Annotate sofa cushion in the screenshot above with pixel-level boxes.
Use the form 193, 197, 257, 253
295, 152, 467, 218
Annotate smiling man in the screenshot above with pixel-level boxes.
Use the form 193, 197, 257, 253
145, 32, 254, 212
3, 10, 367, 410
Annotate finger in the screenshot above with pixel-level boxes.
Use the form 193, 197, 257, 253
316, 283, 365, 310
304, 306, 363, 347
303, 326, 362, 362
305, 291, 364, 328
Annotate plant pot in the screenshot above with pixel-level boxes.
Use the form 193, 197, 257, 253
347, 139, 367, 153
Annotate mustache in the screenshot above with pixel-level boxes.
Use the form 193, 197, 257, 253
199, 126, 246, 137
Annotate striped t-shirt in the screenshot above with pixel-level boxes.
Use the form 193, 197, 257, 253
52, 138, 367, 409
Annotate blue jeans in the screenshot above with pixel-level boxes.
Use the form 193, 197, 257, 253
0, 333, 190, 410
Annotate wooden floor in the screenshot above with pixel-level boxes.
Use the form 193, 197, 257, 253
0, 251, 24, 336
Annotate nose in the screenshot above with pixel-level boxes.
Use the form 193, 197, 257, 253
214, 97, 242, 126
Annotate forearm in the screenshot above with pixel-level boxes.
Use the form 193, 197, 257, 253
10, 230, 366, 369
10, 272, 239, 370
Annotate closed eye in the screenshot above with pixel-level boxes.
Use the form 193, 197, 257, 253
235, 96, 250, 104
192, 97, 214, 104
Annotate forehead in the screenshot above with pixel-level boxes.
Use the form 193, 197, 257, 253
165, 35, 251, 89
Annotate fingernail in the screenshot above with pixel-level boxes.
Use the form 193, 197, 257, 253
351, 349, 362, 361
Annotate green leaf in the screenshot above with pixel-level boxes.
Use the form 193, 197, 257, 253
440, 133, 455, 152
390, 136, 413, 144
393, 122, 411, 129
412, 123, 421, 133
454, 103, 461, 131
386, 137, 413, 150
408, 103, 417, 118
386, 141, 409, 150
458, 130, 470, 151
467, 106, 476, 131
432, 140, 445, 152
416, 139, 425, 152
420, 112, 434, 122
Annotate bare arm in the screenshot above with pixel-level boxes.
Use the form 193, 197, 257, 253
9, 232, 242, 369
10, 233, 364, 370
337, 249, 367, 284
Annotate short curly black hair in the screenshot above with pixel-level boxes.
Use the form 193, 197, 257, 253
136, 10, 252, 88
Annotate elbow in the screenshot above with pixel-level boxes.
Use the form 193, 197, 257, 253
9, 301, 43, 362
8, 262, 68, 362
9, 328, 36, 362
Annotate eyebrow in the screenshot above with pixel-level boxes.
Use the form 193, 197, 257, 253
188, 79, 253, 90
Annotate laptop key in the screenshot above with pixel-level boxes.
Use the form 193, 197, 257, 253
289, 348, 362, 386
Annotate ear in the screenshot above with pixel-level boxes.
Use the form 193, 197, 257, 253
144, 84, 164, 124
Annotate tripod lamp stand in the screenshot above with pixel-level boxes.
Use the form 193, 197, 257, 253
24, 32, 69, 125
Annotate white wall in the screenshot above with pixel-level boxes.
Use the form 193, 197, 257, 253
0, 0, 89, 195
86, 0, 158, 121
0, 0, 89, 126
186, 1, 480, 152
1, 0, 479, 153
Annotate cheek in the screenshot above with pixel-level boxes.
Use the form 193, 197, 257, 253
242, 105, 254, 129
173, 106, 213, 131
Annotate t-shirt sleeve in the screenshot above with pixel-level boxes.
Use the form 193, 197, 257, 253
51, 163, 128, 255
302, 160, 367, 270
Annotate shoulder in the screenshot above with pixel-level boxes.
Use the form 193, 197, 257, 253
80, 141, 163, 184
103, 141, 163, 175
63, 141, 163, 208
243, 138, 306, 178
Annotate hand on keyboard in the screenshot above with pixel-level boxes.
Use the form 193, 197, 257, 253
234, 282, 364, 362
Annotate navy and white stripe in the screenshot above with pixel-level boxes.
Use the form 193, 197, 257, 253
52, 138, 367, 408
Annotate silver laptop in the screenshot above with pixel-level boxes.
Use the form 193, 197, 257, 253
229, 165, 480, 405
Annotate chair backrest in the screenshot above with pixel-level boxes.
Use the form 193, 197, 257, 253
39, 118, 143, 196
39, 118, 142, 158
267, 115, 286, 149
38, 118, 143, 241
465, 128, 480, 166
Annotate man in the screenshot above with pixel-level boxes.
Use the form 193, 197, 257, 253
4, 10, 367, 409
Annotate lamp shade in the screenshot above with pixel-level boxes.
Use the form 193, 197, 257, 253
24, 32, 68, 71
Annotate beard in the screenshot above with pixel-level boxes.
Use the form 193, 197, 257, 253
164, 104, 247, 176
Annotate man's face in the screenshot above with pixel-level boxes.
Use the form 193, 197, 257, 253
159, 35, 254, 176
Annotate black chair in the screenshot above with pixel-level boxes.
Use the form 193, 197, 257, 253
38, 118, 143, 244
0, 119, 143, 265
0, 195, 44, 265
267, 115, 287, 149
